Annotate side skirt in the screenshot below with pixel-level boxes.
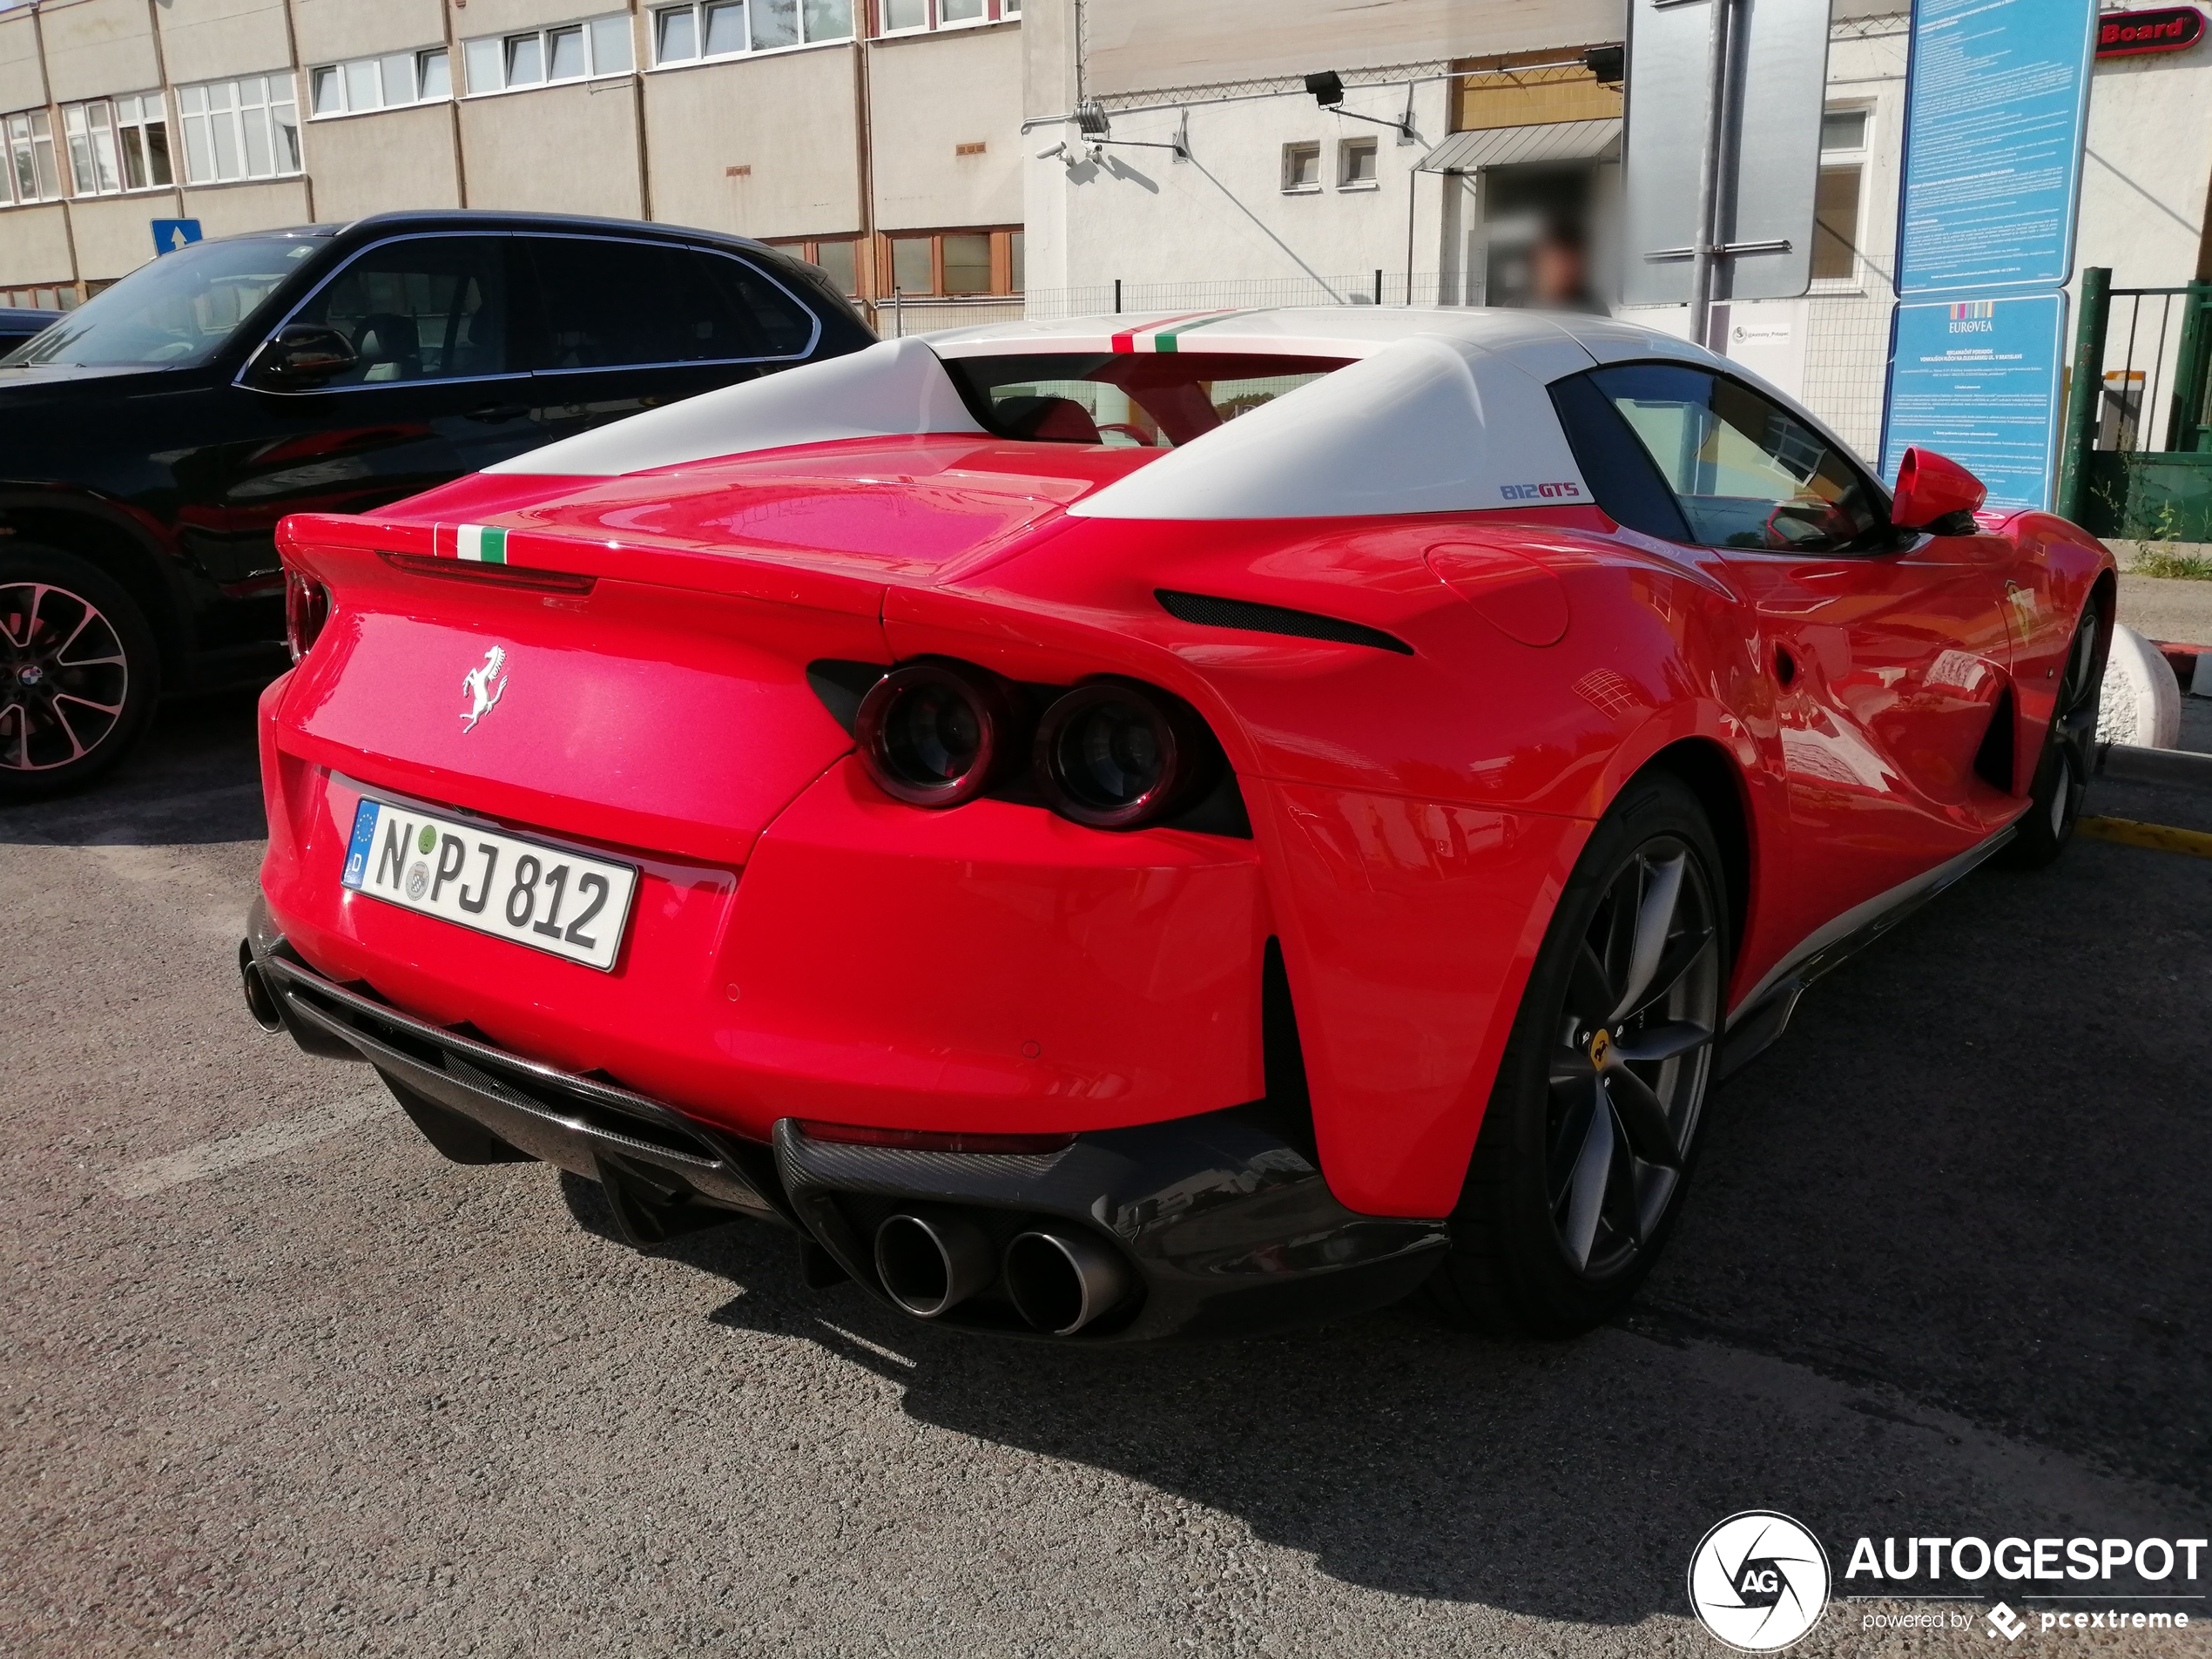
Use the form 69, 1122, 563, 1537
1718, 825, 2017, 1079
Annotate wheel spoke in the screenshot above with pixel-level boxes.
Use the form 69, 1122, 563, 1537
1560, 1089, 1615, 1269
1603, 1063, 1682, 1170
1547, 1080, 1600, 1207
1603, 1104, 1643, 1248
1610, 1020, 1712, 1065
1568, 941, 1619, 1026
1608, 853, 1686, 1022
1626, 925, 1714, 1022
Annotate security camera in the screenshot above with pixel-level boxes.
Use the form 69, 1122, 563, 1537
1035, 142, 1068, 160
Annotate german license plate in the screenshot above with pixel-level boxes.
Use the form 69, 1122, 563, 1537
340, 796, 637, 971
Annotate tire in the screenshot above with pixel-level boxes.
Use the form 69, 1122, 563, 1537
0, 544, 160, 804
1428, 771, 1730, 1338
2000, 608, 2103, 870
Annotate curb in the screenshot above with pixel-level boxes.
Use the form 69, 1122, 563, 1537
2152, 639, 2205, 694
2099, 742, 2212, 787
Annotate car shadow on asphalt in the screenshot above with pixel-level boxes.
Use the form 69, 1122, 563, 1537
0, 687, 267, 846
554, 804, 2210, 1623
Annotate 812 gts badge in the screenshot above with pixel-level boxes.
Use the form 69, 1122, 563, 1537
1688, 1511, 1831, 1651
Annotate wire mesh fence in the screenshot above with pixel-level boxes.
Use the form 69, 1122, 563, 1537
1799, 293, 1897, 463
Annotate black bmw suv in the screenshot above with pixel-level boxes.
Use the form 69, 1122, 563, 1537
0, 210, 873, 800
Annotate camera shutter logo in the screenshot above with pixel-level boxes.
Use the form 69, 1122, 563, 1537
1687, 1511, 1831, 1651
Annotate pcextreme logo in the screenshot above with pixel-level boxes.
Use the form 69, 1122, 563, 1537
1688, 1511, 1832, 1651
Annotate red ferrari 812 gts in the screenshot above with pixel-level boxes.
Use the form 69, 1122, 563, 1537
243, 308, 2112, 1341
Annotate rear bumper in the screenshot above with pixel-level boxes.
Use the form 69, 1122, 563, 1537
246, 897, 1448, 1341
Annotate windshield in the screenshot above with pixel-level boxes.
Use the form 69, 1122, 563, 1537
941, 352, 1352, 447
1, 237, 320, 369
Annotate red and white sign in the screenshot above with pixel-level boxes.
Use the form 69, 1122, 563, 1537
2097, 5, 2205, 57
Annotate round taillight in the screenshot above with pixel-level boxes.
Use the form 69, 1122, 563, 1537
284, 569, 329, 663
1035, 680, 1211, 828
853, 661, 1014, 806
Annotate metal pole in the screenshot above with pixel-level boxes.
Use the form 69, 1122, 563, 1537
1687, 0, 1737, 349
2056, 267, 2111, 525
2167, 278, 2212, 453
1114, 278, 1122, 314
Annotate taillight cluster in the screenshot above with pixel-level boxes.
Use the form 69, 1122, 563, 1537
284, 568, 330, 663
853, 659, 1221, 830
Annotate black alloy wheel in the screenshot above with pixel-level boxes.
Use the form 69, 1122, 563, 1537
0, 547, 158, 803
1430, 772, 1728, 1336
2000, 609, 2104, 868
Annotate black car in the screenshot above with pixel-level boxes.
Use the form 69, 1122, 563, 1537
0, 307, 64, 347
0, 211, 873, 799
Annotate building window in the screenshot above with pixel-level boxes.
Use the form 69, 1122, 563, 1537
466, 15, 633, 94
3, 110, 62, 206
1338, 136, 1377, 189
177, 75, 302, 184
311, 49, 452, 118
1282, 141, 1321, 193
874, 227, 1022, 296
114, 95, 172, 189
774, 238, 861, 294
651, 0, 854, 64
879, 0, 1013, 34
1812, 106, 1869, 283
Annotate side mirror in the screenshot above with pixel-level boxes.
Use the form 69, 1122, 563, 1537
1890, 445, 1987, 534
247, 324, 356, 388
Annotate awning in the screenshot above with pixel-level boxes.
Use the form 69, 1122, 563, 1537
1417, 118, 1622, 174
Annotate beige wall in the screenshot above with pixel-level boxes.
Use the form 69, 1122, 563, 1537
70, 190, 182, 279
42, 0, 161, 105
302, 104, 460, 220
642, 47, 860, 240
460, 81, 641, 219
1080, 0, 1624, 95
179, 175, 311, 235
0, 9, 50, 113
870, 24, 1020, 232
292, 0, 448, 68
0, 204, 77, 285
157, 0, 293, 84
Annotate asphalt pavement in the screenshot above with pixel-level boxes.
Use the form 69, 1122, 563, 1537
3, 689, 2209, 1657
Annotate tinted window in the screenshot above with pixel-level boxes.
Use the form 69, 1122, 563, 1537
288, 235, 511, 385
941, 352, 1352, 447
528, 238, 815, 368
1548, 373, 1691, 543
1584, 363, 1885, 552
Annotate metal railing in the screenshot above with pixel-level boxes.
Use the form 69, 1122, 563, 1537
2089, 283, 2212, 455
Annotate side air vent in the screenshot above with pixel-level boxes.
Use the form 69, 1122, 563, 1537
1155, 589, 1413, 655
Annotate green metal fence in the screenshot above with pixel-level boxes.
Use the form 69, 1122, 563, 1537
2057, 269, 2212, 538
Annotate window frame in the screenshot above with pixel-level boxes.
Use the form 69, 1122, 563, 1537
111, 93, 175, 191
1811, 102, 1872, 290
309, 48, 454, 120
175, 74, 303, 185
462, 14, 635, 98
3, 109, 63, 206
863, 226, 1023, 299
237, 230, 826, 395
1281, 140, 1322, 195
648, 0, 856, 66
1337, 135, 1379, 191
876, 0, 1015, 36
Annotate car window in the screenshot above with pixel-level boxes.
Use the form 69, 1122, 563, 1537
1548, 373, 1691, 543
287, 235, 511, 386
940, 352, 1353, 447
528, 237, 809, 369
1582, 362, 1885, 552
1, 236, 318, 368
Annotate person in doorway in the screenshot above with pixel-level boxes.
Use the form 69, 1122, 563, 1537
1529, 213, 1607, 314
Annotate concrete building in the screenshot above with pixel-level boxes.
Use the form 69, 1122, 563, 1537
0, 0, 1028, 326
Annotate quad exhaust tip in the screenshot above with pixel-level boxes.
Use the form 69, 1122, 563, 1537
873, 1211, 995, 1319
239, 941, 283, 1033
1004, 1229, 1132, 1336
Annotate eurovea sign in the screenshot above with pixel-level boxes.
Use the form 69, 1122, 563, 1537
2097, 5, 2205, 55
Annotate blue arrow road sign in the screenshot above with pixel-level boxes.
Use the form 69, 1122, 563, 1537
151, 219, 203, 256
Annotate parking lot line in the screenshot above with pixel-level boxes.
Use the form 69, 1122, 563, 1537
105, 1093, 397, 1199
2075, 815, 2212, 860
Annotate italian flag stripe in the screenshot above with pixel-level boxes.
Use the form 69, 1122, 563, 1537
455, 526, 510, 566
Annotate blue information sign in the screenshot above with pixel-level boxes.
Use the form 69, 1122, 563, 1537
151, 218, 202, 255
1881, 293, 2068, 511
1895, 0, 2098, 295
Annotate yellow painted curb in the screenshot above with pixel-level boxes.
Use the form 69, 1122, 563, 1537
2075, 816, 2212, 860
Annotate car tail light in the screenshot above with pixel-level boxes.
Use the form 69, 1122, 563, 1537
284, 568, 329, 663
1035, 679, 1214, 829
853, 660, 1016, 806
796, 1119, 1076, 1156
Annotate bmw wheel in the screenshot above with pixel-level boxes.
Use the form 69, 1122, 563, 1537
2000, 609, 2104, 869
1429, 772, 1728, 1337
0, 547, 159, 804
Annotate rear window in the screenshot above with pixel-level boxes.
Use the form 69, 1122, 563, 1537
941, 351, 1352, 448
